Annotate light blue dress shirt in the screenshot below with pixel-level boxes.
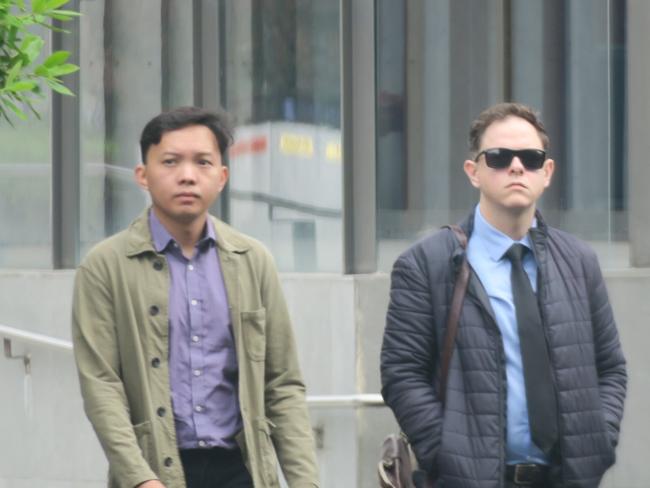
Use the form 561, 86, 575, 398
466, 206, 548, 465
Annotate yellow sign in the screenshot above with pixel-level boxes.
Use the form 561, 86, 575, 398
325, 141, 341, 162
280, 133, 314, 157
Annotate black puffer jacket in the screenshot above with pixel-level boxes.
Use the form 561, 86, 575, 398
380, 212, 627, 488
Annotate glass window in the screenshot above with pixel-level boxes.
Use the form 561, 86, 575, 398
78, 0, 342, 273
220, 1, 342, 272
79, 0, 194, 257
0, 30, 52, 268
376, 0, 627, 270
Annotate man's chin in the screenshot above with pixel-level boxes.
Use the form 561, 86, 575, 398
175, 211, 205, 223
502, 202, 536, 215
163, 208, 206, 225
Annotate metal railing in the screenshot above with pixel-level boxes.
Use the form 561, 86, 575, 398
0, 323, 384, 408
1, 323, 73, 350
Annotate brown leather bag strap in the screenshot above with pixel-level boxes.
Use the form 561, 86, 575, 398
438, 224, 470, 406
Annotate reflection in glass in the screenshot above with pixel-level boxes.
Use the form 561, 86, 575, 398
79, 0, 194, 258
376, 0, 627, 270
222, 1, 342, 272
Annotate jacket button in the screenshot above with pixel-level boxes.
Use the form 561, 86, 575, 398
153, 260, 163, 271
149, 305, 159, 316
157, 407, 166, 417
151, 357, 161, 368
164, 457, 173, 467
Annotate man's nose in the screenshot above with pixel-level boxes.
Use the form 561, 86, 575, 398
508, 156, 525, 172
177, 161, 197, 183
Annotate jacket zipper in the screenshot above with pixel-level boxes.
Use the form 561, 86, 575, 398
530, 231, 565, 484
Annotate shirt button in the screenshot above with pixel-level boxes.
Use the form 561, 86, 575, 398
157, 407, 166, 417
164, 457, 173, 467
153, 260, 163, 271
151, 357, 161, 368
195, 405, 204, 413
188, 264, 194, 271
149, 305, 159, 316
198, 440, 207, 447
192, 335, 200, 343
191, 299, 198, 306
193, 369, 202, 377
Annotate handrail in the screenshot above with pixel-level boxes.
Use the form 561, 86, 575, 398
307, 393, 384, 407
0, 323, 385, 408
0, 323, 73, 351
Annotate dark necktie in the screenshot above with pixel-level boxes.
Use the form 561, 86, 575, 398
505, 243, 558, 455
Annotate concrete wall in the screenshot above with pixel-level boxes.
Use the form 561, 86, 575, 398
0, 270, 648, 487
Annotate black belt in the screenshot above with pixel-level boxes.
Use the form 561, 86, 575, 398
506, 464, 550, 486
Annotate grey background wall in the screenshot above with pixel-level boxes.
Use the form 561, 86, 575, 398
0, 270, 647, 487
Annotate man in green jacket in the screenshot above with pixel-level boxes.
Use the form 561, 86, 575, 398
72, 106, 320, 488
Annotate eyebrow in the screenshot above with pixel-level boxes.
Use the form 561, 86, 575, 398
160, 151, 215, 158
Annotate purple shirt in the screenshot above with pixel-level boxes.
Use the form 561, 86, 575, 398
150, 210, 242, 449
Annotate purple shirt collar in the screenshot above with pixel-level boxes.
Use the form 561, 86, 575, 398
149, 209, 216, 253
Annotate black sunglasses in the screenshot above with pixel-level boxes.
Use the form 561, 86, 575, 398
474, 147, 547, 170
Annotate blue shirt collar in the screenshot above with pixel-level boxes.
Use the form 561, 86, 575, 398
472, 205, 536, 262
149, 209, 216, 253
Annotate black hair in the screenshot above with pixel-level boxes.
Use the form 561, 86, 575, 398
139, 106, 233, 163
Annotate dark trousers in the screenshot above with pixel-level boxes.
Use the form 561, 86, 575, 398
180, 447, 254, 488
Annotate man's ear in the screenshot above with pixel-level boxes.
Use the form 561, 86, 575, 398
134, 163, 148, 190
463, 159, 481, 189
542, 158, 555, 188
217, 165, 229, 192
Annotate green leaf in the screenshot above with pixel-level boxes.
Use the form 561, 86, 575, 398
30, 14, 47, 26
43, 50, 69, 67
32, 0, 47, 14
7, 25, 18, 45
44, 0, 72, 10
5, 61, 22, 87
0, 0, 80, 121
34, 65, 50, 76
49, 9, 81, 18
48, 12, 80, 21
3, 98, 27, 119
5, 80, 38, 92
45, 78, 74, 96
47, 63, 78, 76
20, 35, 44, 64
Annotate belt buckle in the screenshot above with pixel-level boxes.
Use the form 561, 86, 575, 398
514, 464, 538, 486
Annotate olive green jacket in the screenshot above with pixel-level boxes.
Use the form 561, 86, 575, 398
72, 210, 319, 488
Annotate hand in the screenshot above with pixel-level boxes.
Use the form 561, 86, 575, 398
135, 481, 166, 488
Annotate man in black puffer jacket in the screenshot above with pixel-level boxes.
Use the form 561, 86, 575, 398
381, 103, 626, 488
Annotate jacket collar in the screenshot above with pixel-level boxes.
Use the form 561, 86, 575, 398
528, 210, 548, 269
125, 208, 251, 258
125, 209, 156, 257
209, 215, 251, 254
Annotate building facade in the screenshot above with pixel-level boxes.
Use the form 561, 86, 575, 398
1, 1, 649, 486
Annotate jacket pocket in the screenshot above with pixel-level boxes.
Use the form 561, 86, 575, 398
255, 417, 280, 487
241, 308, 267, 361
592, 404, 617, 471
